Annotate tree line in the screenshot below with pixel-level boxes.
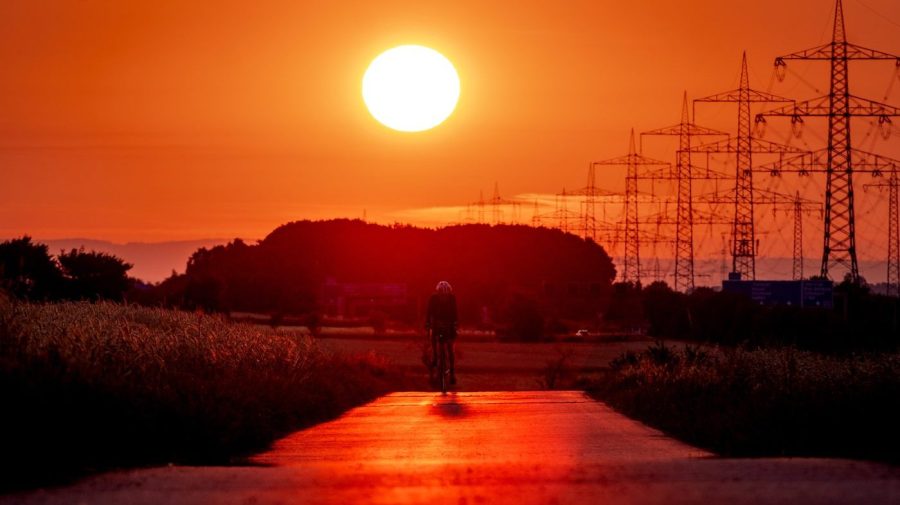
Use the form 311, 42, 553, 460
0, 236, 133, 301
6, 222, 893, 350
134, 220, 618, 335
605, 279, 899, 352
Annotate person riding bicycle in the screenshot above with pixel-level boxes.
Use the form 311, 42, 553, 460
426, 280, 458, 385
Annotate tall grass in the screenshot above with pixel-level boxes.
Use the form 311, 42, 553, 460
584, 342, 900, 462
0, 297, 404, 489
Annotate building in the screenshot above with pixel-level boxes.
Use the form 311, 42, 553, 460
722, 274, 833, 309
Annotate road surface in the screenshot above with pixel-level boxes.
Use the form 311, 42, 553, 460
4, 392, 899, 504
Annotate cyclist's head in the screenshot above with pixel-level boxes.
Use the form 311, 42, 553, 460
435, 281, 453, 294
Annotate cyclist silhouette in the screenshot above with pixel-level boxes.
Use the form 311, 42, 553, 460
426, 281, 458, 385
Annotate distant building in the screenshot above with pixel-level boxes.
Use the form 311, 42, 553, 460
321, 278, 414, 319
722, 273, 833, 309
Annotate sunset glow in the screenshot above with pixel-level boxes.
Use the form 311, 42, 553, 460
0, 0, 898, 284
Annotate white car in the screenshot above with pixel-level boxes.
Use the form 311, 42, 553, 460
575, 329, 590, 338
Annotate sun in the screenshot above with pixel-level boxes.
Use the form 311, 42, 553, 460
362, 45, 460, 132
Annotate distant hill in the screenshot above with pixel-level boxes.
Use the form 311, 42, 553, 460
40, 238, 230, 283
160, 220, 616, 323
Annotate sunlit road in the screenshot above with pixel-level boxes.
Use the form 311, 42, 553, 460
5, 392, 900, 504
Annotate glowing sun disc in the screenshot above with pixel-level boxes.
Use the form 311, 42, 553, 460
362, 45, 460, 132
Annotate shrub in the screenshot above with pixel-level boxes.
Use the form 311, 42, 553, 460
587, 344, 900, 462
500, 295, 545, 341
0, 300, 405, 490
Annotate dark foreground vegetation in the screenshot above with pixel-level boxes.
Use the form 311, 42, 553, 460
606, 280, 899, 352
0, 297, 407, 491
585, 343, 900, 462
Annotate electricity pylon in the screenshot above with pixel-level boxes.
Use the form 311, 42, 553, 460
767, 191, 822, 280
570, 164, 620, 242
592, 129, 669, 283
864, 168, 900, 296
890, 170, 900, 296
792, 193, 806, 280
553, 188, 578, 234
488, 183, 521, 224
756, 0, 900, 282
470, 184, 521, 225
692, 52, 804, 280
642, 92, 728, 291
531, 200, 542, 227
581, 164, 599, 241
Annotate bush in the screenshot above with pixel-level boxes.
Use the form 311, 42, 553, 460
0, 237, 63, 300
0, 300, 406, 490
58, 247, 133, 300
0, 237, 135, 302
586, 343, 900, 462
500, 295, 545, 341
606, 280, 900, 352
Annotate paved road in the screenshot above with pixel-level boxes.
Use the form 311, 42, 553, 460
5, 392, 899, 504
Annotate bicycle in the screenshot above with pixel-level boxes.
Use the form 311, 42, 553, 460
429, 328, 453, 394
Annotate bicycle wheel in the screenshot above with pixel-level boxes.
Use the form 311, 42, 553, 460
439, 339, 447, 394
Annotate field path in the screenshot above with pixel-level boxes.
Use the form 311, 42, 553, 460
5, 391, 900, 504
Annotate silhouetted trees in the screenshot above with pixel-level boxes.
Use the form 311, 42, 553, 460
0, 237, 133, 301
604, 281, 645, 331
0, 237, 63, 300
58, 248, 133, 300
609, 279, 899, 352
148, 220, 617, 328
500, 295, 545, 341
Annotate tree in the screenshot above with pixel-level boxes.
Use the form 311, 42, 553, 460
57, 248, 133, 300
501, 295, 545, 341
641, 281, 689, 337
156, 220, 617, 321
605, 281, 645, 330
0, 236, 63, 300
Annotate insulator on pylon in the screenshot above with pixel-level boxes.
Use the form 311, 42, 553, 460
791, 115, 804, 138
774, 58, 787, 82
879, 115, 892, 140
754, 115, 767, 138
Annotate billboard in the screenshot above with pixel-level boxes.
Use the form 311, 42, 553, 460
721, 279, 833, 309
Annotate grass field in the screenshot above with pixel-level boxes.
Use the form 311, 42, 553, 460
584, 342, 900, 462
314, 336, 657, 390
0, 298, 408, 490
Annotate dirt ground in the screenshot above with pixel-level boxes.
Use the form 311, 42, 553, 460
316, 337, 657, 390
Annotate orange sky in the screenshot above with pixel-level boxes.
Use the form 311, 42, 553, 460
1, 0, 899, 245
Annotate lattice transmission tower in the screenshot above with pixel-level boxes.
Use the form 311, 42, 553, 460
756, 0, 900, 282
570, 164, 620, 242
766, 191, 821, 280
642, 92, 728, 291
592, 129, 669, 283
469, 184, 522, 225
692, 52, 804, 280
792, 193, 806, 280
864, 168, 900, 296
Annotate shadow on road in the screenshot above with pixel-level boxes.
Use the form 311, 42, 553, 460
429, 393, 470, 419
